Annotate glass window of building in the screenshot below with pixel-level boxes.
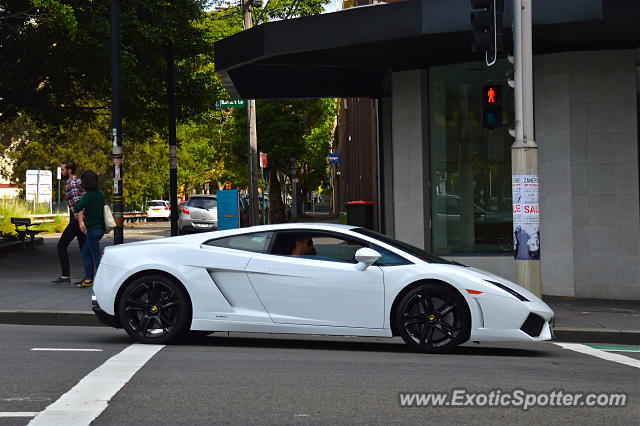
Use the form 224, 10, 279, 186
429, 60, 514, 255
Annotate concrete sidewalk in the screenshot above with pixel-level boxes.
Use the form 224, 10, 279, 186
0, 221, 638, 344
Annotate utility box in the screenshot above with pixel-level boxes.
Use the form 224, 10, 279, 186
345, 200, 373, 229
217, 189, 240, 230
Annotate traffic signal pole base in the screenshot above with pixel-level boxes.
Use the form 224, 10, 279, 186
515, 259, 542, 297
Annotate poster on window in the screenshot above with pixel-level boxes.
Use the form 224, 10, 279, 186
512, 174, 540, 260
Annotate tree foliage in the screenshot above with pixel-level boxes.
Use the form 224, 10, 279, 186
1, 0, 336, 217
233, 97, 335, 222
0, 0, 214, 140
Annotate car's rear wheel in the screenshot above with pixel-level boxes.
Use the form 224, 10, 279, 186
118, 275, 190, 344
395, 282, 470, 354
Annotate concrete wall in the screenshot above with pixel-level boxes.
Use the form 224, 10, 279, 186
390, 70, 427, 248
535, 49, 639, 300
385, 51, 639, 300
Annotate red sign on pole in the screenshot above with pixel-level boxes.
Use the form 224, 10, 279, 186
259, 152, 267, 169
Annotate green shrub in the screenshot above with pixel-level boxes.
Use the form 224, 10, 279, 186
0, 199, 69, 238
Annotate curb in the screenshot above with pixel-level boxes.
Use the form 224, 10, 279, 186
0, 310, 101, 327
553, 327, 640, 345
0, 310, 638, 345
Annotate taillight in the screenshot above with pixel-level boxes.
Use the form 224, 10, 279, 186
164, 206, 170, 210
180, 206, 190, 214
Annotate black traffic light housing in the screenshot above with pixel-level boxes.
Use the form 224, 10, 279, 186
482, 84, 502, 129
470, 0, 504, 66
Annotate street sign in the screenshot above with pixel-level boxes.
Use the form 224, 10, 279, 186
215, 100, 246, 108
259, 152, 267, 169
328, 153, 339, 164
26, 170, 53, 206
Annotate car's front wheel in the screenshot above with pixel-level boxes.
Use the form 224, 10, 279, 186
395, 282, 470, 353
118, 274, 191, 344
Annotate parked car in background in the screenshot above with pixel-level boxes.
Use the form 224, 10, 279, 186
178, 194, 218, 234
146, 200, 171, 221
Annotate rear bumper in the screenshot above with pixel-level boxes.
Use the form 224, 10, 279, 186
178, 218, 217, 232
91, 295, 121, 329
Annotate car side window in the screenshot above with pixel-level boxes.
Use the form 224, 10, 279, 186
369, 244, 411, 266
270, 232, 366, 263
204, 232, 273, 253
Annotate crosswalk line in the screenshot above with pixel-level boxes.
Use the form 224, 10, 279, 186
28, 343, 164, 426
555, 343, 640, 369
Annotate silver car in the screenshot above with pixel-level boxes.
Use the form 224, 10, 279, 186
178, 194, 218, 234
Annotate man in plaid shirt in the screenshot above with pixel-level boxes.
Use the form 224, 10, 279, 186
51, 160, 87, 284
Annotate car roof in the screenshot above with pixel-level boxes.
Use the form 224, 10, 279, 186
188, 194, 217, 198
172, 223, 359, 243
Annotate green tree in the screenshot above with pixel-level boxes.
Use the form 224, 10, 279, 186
233, 98, 335, 223
0, 0, 215, 141
2, 115, 171, 210
294, 98, 336, 216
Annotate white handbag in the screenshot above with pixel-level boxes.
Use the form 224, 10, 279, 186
104, 204, 116, 233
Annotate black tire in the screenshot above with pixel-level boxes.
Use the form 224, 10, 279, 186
118, 274, 191, 344
395, 282, 470, 354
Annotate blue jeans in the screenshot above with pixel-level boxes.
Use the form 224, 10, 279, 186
81, 228, 104, 280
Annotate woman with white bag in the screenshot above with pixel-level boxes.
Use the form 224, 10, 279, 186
73, 170, 105, 288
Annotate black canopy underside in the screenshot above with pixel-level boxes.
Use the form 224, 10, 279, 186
214, 0, 640, 99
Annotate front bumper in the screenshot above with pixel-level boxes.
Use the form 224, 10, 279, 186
469, 296, 555, 342
91, 294, 121, 329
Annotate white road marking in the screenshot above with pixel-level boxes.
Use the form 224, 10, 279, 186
1, 397, 50, 402
28, 343, 164, 426
0, 412, 39, 417
31, 348, 103, 352
555, 343, 640, 369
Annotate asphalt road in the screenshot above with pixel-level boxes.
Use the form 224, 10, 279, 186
0, 325, 638, 425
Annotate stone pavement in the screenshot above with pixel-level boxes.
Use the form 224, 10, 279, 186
0, 221, 638, 344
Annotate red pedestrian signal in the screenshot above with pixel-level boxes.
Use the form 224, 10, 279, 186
483, 85, 501, 105
482, 84, 502, 129
487, 87, 496, 103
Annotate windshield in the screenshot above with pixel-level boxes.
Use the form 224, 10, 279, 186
352, 228, 453, 264
187, 197, 217, 210
149, 201, 166, 207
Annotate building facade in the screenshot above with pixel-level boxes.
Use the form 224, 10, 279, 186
215, 0, 640, 300
385, 49, 639, 299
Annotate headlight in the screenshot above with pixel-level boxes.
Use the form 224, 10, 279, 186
485, 280, 529, 302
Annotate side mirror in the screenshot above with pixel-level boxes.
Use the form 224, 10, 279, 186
354, 248, 381, 271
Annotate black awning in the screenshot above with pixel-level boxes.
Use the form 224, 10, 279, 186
214, 0, 640, 99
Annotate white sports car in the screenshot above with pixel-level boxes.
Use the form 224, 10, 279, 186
92, 223, 554, 353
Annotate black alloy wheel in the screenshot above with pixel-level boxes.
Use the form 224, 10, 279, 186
396, 282, 470, 353
118, 275, 190, 344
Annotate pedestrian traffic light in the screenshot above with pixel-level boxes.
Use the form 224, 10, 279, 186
470, 0, 504, 66
482, 84, 502, 129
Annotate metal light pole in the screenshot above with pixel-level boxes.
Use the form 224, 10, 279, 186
512, 0, 541, 296
243, 0, 259, 226
167, 39, 179, 236
111, 0, 124, 244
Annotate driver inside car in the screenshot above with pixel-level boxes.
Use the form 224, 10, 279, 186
290, 235, 317, 256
